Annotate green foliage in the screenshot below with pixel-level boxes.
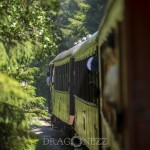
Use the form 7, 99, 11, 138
0, 73, 37, 150
0, 0, 108, 149
56, 0, 108, 51
0, 0, 59, 149
0, 43, 8, 68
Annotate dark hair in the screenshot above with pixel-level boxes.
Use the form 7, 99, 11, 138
107, 32, 115, 48
47, 71, 50, 76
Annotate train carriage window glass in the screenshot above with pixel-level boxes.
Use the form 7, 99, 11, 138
68, 63, 70, 91
56, 67, 58, 89
60, 66, 61, 90
59, 66, 61, 90
87, 58, 90, 102
78, 61, 81, 97
63, 64, 67, 91
55, 67, 58, 90
75, 62, 79, 96
64, 64, 66, 91
59, 66, 63, 91
63, 65, 64, 91
86, 55, 99, 103
87, 64, 91, 102
62, 65, 63, 91
54, 67, 55, 88
76, 62, 78, 95
63, 64, 65, 91
52, 66, 55, 85
81, 61, 83, 99
61, 65, 63, 91
80, 61, 82, 98
73, 64, 75, 94
66, 64, 67, 91
75, 62, 77, 95
57, 67, 59, 90
82, 60, 84, 99
83, 60, 86, 100
58, 66, 61, 90
64, 64, 65, 91
58, 66, 60, 90
76, 62, 78, 96
79, 61, 82, 98
54, 67, 56, 89
57, 66, 59, 90
55, 67, 58, 89
65, 64, 67, 91
67, 63, 69, 91
84, 59, 88, 101
80, 61, 81, 98
74, 56, 99, 104
56, 67, 57, 89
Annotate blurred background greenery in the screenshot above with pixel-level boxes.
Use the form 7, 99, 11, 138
0, 0, 107, 149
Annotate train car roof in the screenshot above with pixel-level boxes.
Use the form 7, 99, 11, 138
52, 31, 98, 65
97, 0, 123, 46
49, 60, 54, 65
73, 32, 98, 61
53, 42, 83, 63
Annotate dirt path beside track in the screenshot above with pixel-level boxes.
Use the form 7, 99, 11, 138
31, 119, 74, 150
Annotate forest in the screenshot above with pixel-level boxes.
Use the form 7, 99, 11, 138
0, 0, 107, 149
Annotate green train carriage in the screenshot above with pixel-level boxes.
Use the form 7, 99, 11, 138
73, 32, 100, 150
51, 43, 83, 126
49, 0, 150, 149
50, 0, 125, 149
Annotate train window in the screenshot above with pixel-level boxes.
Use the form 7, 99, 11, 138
66, 63, 69, 91
101, 29, 123, 137
87, 55, 99, 103
74, 55, 99, 103
54, 67, 57, 89
74, 61, 81, 98
74, 62, 77, 95
54, 64, 69, 92
50, 65, 54, 84
65, 64, 67, 91
101, 31, 118, 114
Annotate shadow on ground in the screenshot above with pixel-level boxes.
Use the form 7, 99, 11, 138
32, 123, 74, 150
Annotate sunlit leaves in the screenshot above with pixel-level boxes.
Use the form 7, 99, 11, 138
56, 0, 108, 50
0, 43, 8, 68
0, 0, 59, 149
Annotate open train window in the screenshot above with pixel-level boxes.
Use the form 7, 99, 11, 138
54, 64, 69, 92
101, 25, 124, 139
74, 54, 99, 104
101, 30, 119, 132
